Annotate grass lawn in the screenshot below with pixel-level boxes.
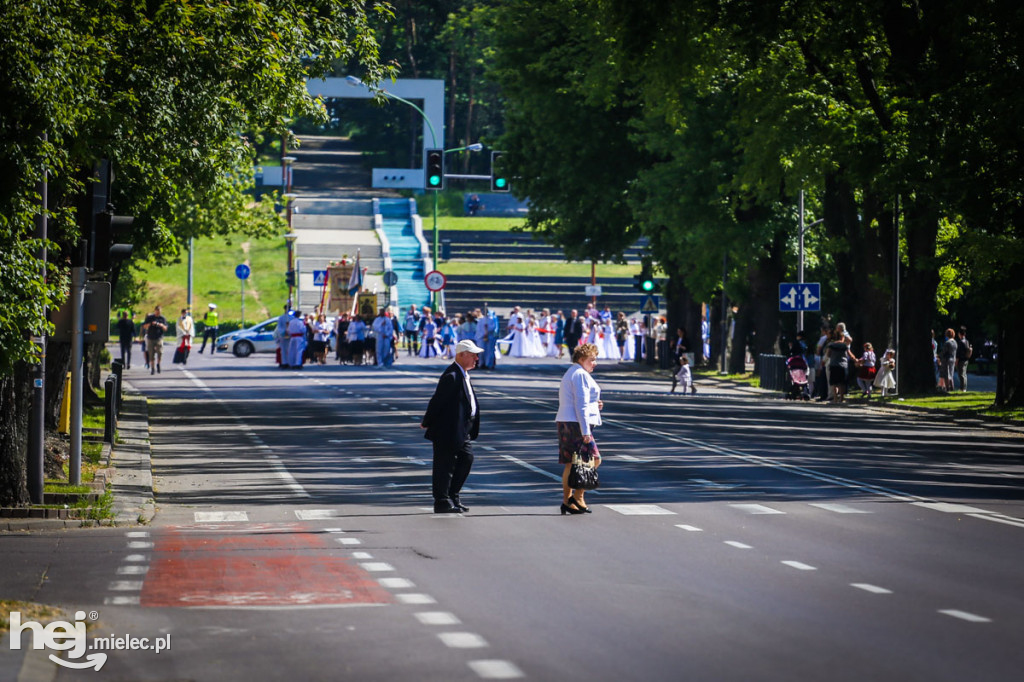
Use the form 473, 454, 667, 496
436, 216, 527, 232
440, 261, 638, 278
892, 392, 1024, 423
128, 232, 289, 326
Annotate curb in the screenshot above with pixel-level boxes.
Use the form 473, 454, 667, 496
1, 390, 155, 533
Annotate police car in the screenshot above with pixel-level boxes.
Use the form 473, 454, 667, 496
217, 317, 336, 357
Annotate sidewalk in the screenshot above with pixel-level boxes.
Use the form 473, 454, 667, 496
0, 391, 155, 532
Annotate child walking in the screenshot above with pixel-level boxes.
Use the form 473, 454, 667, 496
671, 356, 697, 395
857, 342, 877, 397
873, 348, 897, 398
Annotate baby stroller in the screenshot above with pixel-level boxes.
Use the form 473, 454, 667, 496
785, 354, 810, 400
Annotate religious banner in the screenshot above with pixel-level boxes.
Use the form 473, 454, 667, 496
356, 291, 378, 320
327, 262, 354, 314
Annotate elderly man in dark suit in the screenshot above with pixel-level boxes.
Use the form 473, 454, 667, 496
563, 309, 584, 359
421, 339, 485, 513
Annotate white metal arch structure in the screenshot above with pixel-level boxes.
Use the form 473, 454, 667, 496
307, 78, 445, 190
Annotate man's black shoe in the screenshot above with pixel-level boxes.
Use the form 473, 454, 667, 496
433, 503, 461, 514
452, 501, 470, 512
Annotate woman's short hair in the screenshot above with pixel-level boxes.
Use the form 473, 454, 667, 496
572, 343, 599, 363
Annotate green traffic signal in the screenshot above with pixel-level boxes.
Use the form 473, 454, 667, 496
495, 177, 507, 189
428, 175, 441, 187
641, 279, 654, 292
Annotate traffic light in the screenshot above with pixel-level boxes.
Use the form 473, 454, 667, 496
490, 151, 509, 192
285, 270, 296, 287
635, 267, 655, 293
425, 149, 444, 190
90, 210, 134, 272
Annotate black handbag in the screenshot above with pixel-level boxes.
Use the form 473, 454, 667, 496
567, 443, 600, 490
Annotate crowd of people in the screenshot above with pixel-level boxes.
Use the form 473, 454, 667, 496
784, 320, 977, 403
267, 301, 684, 371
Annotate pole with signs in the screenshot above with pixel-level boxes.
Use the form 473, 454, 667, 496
236, 264, 250, 327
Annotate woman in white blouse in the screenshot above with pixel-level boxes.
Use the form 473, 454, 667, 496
555, 343, 603, 514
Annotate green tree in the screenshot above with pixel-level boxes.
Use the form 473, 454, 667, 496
0, 0, 394, 505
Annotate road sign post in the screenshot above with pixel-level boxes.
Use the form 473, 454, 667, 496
778, 282, 821, 313
425, 270, 446, 292
236, 264, 251, 327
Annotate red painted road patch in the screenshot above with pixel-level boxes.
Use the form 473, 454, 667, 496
141, 523, 393, 608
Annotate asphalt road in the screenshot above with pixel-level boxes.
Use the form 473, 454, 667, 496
3, 349, 1023, 682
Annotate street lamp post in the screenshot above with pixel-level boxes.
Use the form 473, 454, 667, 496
345, 75, 444, 307
284, 228, 298, 309
797, 190, 823, 333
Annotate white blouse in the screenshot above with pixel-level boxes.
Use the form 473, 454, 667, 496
555, 363, 602, 436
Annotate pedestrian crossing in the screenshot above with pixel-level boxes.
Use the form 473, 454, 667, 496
170, 500, 878, 523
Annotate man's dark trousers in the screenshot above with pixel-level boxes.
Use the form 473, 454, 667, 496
432, 441, 474, 506
119, 339, 133, 369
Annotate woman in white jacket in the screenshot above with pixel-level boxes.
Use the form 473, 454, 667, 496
555, 343, 603, 514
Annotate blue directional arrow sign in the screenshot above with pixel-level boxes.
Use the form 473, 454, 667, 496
235, 264, 250, 280
779, 282, 821, 312
312, 269, 328, 287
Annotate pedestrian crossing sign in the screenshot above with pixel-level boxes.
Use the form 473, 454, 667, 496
641, 295, 659, 313
313, 270, 328, 287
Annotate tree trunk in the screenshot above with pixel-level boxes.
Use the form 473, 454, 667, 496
897, 200, 941, 394
0, 364, 31, 506
823, 173, 859, 327
996, 290, 1024, 406
729, 302, 753, 374
749, 234, 786, 363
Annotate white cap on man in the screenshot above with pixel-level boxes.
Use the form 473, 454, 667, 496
455, 340, 484, 355
209, 303, 217, 309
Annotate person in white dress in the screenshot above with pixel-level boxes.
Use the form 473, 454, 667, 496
600, 318, 620, 360
525, 314, 545, 357
509, 309, 528, 357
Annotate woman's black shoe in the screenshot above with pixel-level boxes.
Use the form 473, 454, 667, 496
567, 498, 592, 513
561, 502, 584, 515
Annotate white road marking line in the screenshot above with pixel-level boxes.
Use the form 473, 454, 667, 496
352, 552, 373, 560
322, 527, 344, 532
499, 453, 563, 483
605, 504, 675, 515
360, 562, 394, 572
809, 502, 872, 514
675, 524, 703, 532
127, 541, 153, 550
108, 581, 144, 591
479, 445, 496, 451
468, 660, 525, 679
911, 502, 986, 514
195, 511, 248, 523
439, 632, 488, 649
396, 593, 437, 605
731, 503, 785, 515
690, 478, 741, 489
337, 538, 362, 545
183, 370, 310, 498
124, 554, 148, 562
939, 609, 991, 623
415, 611, 461, 626
378, 578, 415, 589
618, 454, 644, 462
851, 583, 892, 594
104, 596, 140, 606
117, 565, 149, 575
327, 438, 395, 444
781, 560, 817, 571
966, 513, 1024, 529
724, 541, 752, 549
125, 531, 150, 538
294, 510, 335, 520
